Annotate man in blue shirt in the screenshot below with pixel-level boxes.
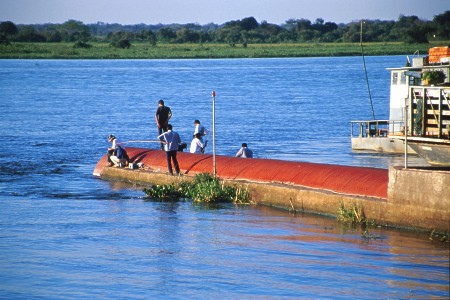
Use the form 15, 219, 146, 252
158, 124, 181, 175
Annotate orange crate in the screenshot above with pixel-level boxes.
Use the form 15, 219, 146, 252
429, 46, 450, 56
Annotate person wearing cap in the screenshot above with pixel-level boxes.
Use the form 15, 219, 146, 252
107, 134, 118, 166
155, 100, 172, 150
193, 119, 207, 138
158, 124, 181, 175
235, 143, 253, 158
193, 119, 208, 152
107, 134, 129, 167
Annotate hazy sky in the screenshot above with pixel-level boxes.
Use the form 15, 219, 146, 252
0, 0, 448, 25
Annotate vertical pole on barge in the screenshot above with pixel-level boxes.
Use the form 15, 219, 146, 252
404, 90, 409, 169
212, 91, 217, 177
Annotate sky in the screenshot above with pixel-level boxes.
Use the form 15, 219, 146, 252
0, 0, 448, 25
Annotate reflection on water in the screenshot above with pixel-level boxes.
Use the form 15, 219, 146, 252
1, 197, 448, 299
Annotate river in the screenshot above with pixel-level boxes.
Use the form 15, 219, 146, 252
0, 57, 447, 299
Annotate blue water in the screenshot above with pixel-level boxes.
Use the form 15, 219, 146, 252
0, 57, 447, 299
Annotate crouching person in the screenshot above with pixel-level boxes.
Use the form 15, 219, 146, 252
110, 145, 130, 167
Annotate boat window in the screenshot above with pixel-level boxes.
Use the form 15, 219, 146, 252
392, 72, 398, 85
400, 72, 407, 85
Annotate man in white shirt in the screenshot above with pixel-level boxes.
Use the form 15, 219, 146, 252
235, 143, 253, 158
158, 124, 181, 175
107, 134, 122, 166
194, 119, 207, 137
190, 133, 205, 154
193, 120, 208, 153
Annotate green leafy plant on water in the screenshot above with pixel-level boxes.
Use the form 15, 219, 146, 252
337, 202, 382, 240
143, 173, 250, 204
361, 229, 383, 240
337, 202, 365, 224
429, 229, 449, 243
143, 183, 183, 199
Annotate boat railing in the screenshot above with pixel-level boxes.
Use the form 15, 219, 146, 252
408, 86, 450, 139
350, 120, 404, 138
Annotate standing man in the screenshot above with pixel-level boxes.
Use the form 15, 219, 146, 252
158, 124, 181, 175
235, 143, 253, 158
193, 119, 207, 138
155, 99, 172, 150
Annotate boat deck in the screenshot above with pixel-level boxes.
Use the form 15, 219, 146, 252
94, 147, 389, 199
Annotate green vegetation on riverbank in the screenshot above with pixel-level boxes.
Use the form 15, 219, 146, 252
0, 41, 446, 59
143, 173, 250, 204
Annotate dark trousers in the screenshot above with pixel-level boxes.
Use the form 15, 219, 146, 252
158, 122, 168, 150
165, 150, 180, 175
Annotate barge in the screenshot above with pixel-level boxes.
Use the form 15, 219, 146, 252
94, 148, 449, 232
351, 46, 450, 166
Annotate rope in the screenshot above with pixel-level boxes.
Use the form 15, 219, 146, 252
123, 140, 165, 144
360, 20, 376, 120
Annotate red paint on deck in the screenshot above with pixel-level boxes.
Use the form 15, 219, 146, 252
94, 147, 388, 199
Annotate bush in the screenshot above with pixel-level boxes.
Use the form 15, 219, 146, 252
73, 40, 92, 48
143, 173, 250, 204
110, 39, 131, 49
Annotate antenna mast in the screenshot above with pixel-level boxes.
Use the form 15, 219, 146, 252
360, 20, 376, 120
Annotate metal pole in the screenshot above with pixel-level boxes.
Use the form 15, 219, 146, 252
212, 91, 216, 177
404, 92, 408, 169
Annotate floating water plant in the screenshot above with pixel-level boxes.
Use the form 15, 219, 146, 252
361, 229, 384, 240
143, 183, 183, 199
143, 173, 250, 204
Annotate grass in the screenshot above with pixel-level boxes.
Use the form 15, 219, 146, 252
337, 202, 366, 224
143, 173, 251, 204
0, 41, 446, 59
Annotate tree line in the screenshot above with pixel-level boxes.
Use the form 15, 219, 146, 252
1, 11, 449, 48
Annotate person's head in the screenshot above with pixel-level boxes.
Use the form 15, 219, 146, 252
167, 124, 173, 130
194, 119, 200, 125
158, 99, 164, 106
195, 133, 202, 139
108, 134, 116, 142
242, 143, 248, 148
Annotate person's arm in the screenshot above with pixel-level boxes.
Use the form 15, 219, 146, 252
236, 148, 243, 157
197, 139, 204, 149
158, 132, 166, 141
168, 108, 172, 120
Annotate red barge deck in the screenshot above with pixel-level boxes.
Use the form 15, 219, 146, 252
94, 147, 388, 199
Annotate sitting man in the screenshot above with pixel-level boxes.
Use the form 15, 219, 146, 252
190, 133, 206, 154
235, 143, 253, 158
110, 145, 130, 167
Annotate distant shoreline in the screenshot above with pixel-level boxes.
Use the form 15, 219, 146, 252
0, 42, 445, 59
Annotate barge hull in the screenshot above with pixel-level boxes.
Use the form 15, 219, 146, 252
94, 148, 449, 232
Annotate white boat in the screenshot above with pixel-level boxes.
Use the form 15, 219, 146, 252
351, 46, 450, 166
